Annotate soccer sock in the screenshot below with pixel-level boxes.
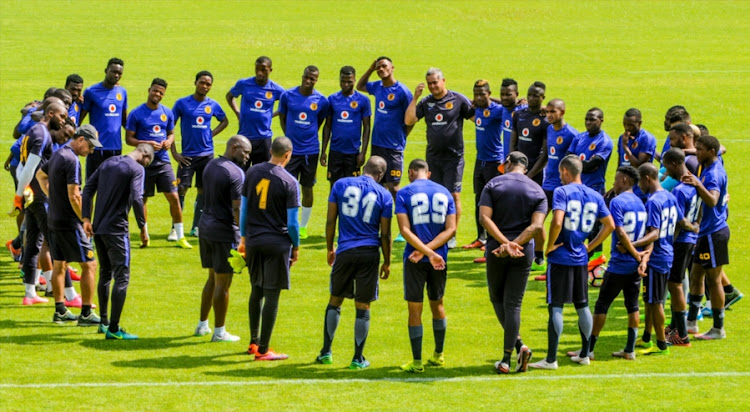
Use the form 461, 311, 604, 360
687, 294, 703, 321
258, 288, 280, 354
625, 327, 638, 353
723, 284, 734, 294
192, 193, 204, 230
576, 305, 593, 357
642, 331, 651, 343
42, 269, 52, 292
675, 310, 688, 338
64, 286, 78, 301
81, 304, 91, 317
198, 319, 209, 328
714, 308, 725, 329
353, 308, 370, 362
534, 250, 544, 263
515, 337, 524, 353
321, 304, 341, 355
100, 315, 109, 326
547, 306, 563, 363
64, 268, 73, 288
657, 340, 667, 350
408, 325, 423, 361
300, 207, 312, 228
174, 222, 185, 239
24, 282, 36, 298
589, 335, 599, 353
432, 318, 447, 354
55, 301, 66, 315
214, 326, 225, 337
502, 350, 512, 364
248, 287, 263, 344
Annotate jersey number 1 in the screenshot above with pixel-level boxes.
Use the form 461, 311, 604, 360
256, 178, 270, 210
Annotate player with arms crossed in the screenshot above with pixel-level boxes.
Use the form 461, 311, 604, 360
530, 155, 614, 369
241, 137, 300, 360
478, 152, 546, 374
315, 156, 392, 370
396, 159, 457, 373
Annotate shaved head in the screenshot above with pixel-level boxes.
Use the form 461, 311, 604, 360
271, 136, 293, 157
363, 156, 387, 176
547, 98, 565, 110
638, 162, 659, 180
45, 102, 66, 116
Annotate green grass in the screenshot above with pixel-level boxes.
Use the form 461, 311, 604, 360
1, 1, 750, 410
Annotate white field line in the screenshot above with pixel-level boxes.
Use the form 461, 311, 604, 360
1, 371, 749, 389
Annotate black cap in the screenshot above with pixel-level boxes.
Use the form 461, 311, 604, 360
75, 124, 102, 148
506, 151, 528, 167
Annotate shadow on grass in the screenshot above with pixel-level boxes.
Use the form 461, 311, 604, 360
112, 351, 248, 369
79, 335, 203, 351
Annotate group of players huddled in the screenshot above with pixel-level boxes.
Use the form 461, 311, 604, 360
6, 55, 740, 372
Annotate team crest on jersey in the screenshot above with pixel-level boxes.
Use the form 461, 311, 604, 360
556, 136, 563, 144
632, 141, 639, 149
74, 105, 79, 112
299, 112, 308, 121
153, 125, 161, 133
532, 118, 541, 126
476, 118, 482, 126
196, 116, 205, 125
522, 128, 530, 137
435, 113, 444, 122
265, 91, 273, 99
116, 93, 123, 101
387, 93, 395, 101
160, 114, 167, 122
254, 100, 263, 109
87, 250, 94, 259
445, 102, 454, 110
589, 143, 596, 151
310, 103, 318, 111
204, 106, 212, 114
108, 104, 116, 113
378, 101, 385, 109
350, 101, 358, 109
504, 119, 510, 128
341, 111, 349, 119
482, 109, 490, 117
550, 147, 556, 155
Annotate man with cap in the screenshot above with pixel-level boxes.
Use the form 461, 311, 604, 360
479, 151, 547, 373
36, 124, 102, 325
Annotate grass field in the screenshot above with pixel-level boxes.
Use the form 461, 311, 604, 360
1, 1, 750, 410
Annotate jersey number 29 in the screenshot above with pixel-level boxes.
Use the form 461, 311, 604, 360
411, 192, 448, 225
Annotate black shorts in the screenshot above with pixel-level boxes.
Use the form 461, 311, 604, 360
693, 227, 730, 269
199, 238, 237, 274
248, 138, 272, 168
546, 263, 588, 306
144, 160, 178, 197
9, 165, 18, 190
594, 271, 641, 314
643, 267, 668, 304
371, 145, 403, 184
327, 151, 360, 182
485, 241, 532, 304
669, 242, 696, 283
472, 160, 502, 194
176, 154, 213, 190
86, 149, 121, 180
330, 246, 380, 302
286, 154, 318, 188
544, 189, 555, 214
246, 242, 292, 290
48, 225, 95, 263
403, 260, 446, 302
427, 155, 464, 193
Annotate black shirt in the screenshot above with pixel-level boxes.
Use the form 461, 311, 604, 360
199, 156, 244, 243
82, 155, 146, 235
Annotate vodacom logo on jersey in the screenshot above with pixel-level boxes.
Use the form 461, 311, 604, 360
108, 104, 116, 113
341, 111, 349, 119
378, 101, 385, 110
255, 100, 263, 109
196, 116, 205, 125
152, 125, 162, 133
476, 118, 482, 126
435, 113, 444, 122
299, 112, 308, 121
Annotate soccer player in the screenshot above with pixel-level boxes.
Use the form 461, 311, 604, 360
194, 135, 252, 342
405, 68, 473, 249
630, 163, 694, 354
315, 156, 392, 369
510, 81, 548, 186
496, 78, 527, 160
278, 65, 329, 239
65, 74, 84, 126
172, 70, 229, 237
618, 108, 656, 169
226, 56, 285, 167
478, 152, 546, 373
36, 125, 102, 324
80, 57, 128, 178
657, 105, 690, 162
662, 148, 700, 346
241, 137, 300, 360
584, 166, 647, 361
465, 80, 504, 252
535, 99, 579, 277
396, 159, 457, 373
125, 78, 191, 249
667, 123, 700, 174
530, 155, 614, 370
567, 108, 613, 260
682, 135, 730, 340
82, 143, 154, 339
14, 102, 68, 305
320, 66, 372, 188
356, 56, 414, 200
